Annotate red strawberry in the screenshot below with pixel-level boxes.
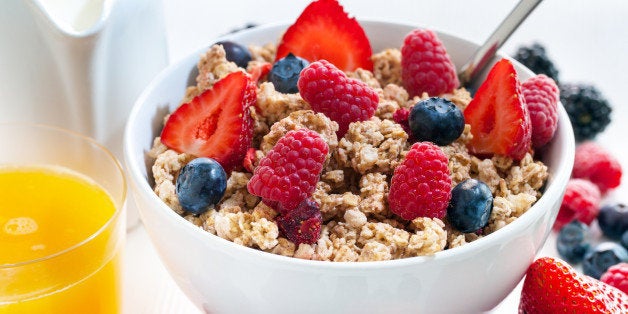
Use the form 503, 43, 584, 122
388, 142, 452, 220
247, 61, 272, 84
298, 59, 379, 138
601, 262, 628, 294
519, 257, 628, 313
275, 0, 373, 72
275, 198, 323, 245
573, 141, 622, 194
522, 74, 559, 148
554, 178, 601, 231
464, 58, 532, 160
160, 71, 255, 172
401, 28, 459, 97
247, 128, 329, 211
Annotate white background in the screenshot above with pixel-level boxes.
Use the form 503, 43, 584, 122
124, 0, 628, 313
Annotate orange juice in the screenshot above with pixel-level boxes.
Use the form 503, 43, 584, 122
0, 165, 123, 313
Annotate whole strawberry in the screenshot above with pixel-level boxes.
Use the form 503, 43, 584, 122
247, 128, 328, 212
388, 142, 451, 220
522, 74, 559, 148
276, 198, 323, 245
401, 28, 459, 97
298, 59, 379, 137
519, 257, 628, 313
554, 178, 601, 231
572, 141, 622, 194
600, 262, 628, 294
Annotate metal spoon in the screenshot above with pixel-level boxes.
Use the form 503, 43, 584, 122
458, 0, 543, 87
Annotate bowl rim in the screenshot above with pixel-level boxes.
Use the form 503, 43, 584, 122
124, 19, 575, 270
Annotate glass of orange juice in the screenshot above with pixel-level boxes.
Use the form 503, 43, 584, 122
0, 124, 126, 313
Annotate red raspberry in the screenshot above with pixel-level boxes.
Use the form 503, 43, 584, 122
572, 141, 622, 194
388, 142, 452, 220
392, 107, 413, 139
522, 74, 559, 148
247, 128, 328, 211
600, 263, 628, 294
401, 29, 459, 97
554, 178, 601, 231
297, 59, 379, 138
276, 198, 322, 245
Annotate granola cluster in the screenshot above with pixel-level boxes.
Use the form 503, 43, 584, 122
148, 43, 549, 262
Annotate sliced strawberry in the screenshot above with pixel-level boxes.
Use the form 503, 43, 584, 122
464, 58, 531, 160
160, 71, 255, 172
275, 0, 373, 72
520, 257, 628, 313
247, 61, 272, 84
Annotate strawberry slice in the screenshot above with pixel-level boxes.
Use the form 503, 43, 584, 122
160, 71, 255, 172
464, 58, 531, 160
520, 257, 628, 313
275, 0, 373, 72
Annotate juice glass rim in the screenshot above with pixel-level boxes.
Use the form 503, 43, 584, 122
0, 122, 127, 269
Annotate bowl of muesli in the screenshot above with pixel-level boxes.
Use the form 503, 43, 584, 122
124, 1, 574, 313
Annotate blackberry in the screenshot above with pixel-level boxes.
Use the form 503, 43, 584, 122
560, 83, 612, 142
513, 43, 560, 83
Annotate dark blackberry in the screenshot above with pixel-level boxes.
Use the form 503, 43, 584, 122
513, 43, 560, 83
560, 83, 612, 142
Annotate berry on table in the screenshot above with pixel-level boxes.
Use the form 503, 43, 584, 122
247, 128, 328, 212
160, 71, 255, 173
556, 220, 590, 263
521, 74, 559, 148
275, 0, 373, 72
298, 59, 379, 138
268, 53, 309, 93
275, 198, 323, 245
513, 42, 560, 83
176, 158, 227, 214
583, 242, 628, 279
598, 203, 628, 240
600, 262, 628, 295
560, 83, 612, 142
553, 178, 601, 231
408, 97, 465, 146
401, 28, 459, 97
572, 141, 622, 194
446, 179, 493, 233
215, 40, 252, 69
519, 257, 628, 313
463, 58, 532, 160
388, 142, 451, 220
622, 231, 628, 250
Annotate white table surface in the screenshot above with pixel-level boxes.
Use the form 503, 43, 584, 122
123, 1, 628, 313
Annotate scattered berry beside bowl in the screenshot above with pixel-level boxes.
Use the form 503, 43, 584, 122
600, 262, 628, 295
583, 242, 628, 279
556, 220, 590, 263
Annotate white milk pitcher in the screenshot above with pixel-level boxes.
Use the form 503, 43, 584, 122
0, 0, 168, 228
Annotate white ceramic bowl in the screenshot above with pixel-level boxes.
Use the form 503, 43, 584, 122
124, 20, 574, 313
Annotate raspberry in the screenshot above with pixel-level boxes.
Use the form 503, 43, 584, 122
247, 128, 328, 211
392, 107, 413, 138
522, 74, 559, 148
298, 60, 379, 138
388, 142, 452, 220
572, 141, 622, 194
401, 29, 459, 97
275, 198, 322, 245
554, 178, 601, 231
600, 262, 628, 294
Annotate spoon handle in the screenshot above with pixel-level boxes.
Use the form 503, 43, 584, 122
458, 0, 543, 87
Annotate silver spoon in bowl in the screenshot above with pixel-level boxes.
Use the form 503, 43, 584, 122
458, 0, 544, 88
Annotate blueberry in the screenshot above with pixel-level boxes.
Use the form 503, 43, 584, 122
447, 179, 493, 233
215, 40, 251, 68
622, 230, 628, 250
409, 97, 465, 146
556, 220, 590, 263
582, 242, 628, 279
598, 203, 628, 240
268, 53, 309, 93
176, 158, 227, 214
